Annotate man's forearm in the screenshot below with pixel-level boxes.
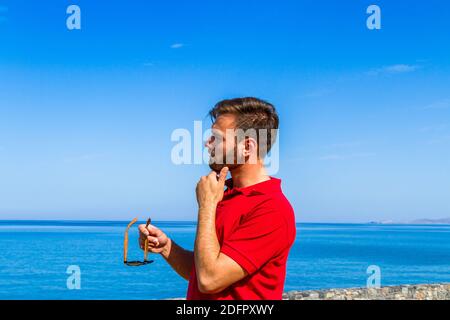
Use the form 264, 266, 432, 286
194, 205, 221, 282
161, 238, 194, 281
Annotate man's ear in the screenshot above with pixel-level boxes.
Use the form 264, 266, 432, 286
243, 137, 258, 164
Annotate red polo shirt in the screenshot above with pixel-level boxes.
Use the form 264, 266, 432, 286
186, 177, 296, 300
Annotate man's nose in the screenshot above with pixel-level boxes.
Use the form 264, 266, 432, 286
205, 136, 213, 149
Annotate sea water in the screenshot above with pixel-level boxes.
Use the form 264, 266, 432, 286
0, 221, 449, 299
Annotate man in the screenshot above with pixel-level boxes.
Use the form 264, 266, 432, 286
139, 97, 296, 300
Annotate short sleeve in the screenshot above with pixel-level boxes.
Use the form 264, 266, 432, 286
220, 206, 287, 275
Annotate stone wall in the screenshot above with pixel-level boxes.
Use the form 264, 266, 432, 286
282, 283, 450, 300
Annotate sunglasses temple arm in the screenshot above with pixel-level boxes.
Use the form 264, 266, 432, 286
143, 218, 151, 262
144, 239, 148, 262
123, 217, 139, 264
123, 231, 129, 263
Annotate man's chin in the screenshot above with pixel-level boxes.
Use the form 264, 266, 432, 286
209, 162, 225, 173
209, 162, 238, 173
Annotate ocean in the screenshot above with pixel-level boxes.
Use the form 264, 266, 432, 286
0, 220, 449, 299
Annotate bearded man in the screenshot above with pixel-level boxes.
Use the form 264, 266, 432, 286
139, 97, 296, 300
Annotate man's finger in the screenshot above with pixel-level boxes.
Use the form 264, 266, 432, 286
218, 167, 229, 185
146, 236, 159, 245
145, 224, 161, 236
138, 224, 149, 236
207, 171, 217, 180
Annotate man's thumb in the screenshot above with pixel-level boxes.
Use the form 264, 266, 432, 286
218, 167, 229, 185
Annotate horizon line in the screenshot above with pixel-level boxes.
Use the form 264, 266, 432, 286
0, 218, 449, 226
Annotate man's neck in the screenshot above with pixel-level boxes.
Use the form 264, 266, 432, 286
230, 163, 270, 189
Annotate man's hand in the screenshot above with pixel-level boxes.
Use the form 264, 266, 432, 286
196, 167, 229, 209
139, 223, 194, 280
138, 223, 171, 256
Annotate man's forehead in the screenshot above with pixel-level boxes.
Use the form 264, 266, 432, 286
212, 114, 236, 131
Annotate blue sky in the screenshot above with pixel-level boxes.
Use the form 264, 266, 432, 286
0, 0, 449, 222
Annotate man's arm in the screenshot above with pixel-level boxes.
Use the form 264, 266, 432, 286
160, 238, 193, 281
194, 168, 248, 294
139, 225, 193, 281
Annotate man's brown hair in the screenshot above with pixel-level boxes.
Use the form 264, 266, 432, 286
209, 97, 279, 156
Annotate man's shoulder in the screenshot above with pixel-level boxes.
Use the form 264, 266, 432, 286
246, 191, 295, 227
259, 188, 296, 230
256, 188, 294, 213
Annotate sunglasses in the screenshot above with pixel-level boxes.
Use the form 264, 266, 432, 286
123, 217, 154, 266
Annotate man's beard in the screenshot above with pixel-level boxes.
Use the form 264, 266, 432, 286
208, 148, 241, 173
209, 161, 241, 173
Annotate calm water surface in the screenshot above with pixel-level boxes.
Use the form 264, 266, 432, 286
0, 221, 449, 299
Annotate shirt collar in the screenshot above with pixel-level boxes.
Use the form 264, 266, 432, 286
224, 177, 282, 197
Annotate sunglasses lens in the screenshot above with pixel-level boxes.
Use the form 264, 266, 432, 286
125, 260, 154, 267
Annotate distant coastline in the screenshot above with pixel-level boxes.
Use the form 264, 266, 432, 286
368, 218, 450, 225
